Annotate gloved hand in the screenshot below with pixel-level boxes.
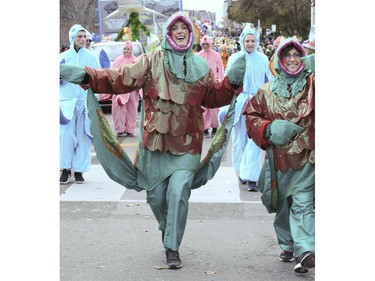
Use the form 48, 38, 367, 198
269, 120, 304, 145
60, 64, 88, 84
225, 51, 246, 88
301, 54, 315, 73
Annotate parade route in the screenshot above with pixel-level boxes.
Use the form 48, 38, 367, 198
60, 113, 315, 281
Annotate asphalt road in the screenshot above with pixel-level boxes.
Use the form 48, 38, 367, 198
60, 112, 315, 281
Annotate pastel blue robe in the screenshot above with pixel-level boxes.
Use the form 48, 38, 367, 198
230, 26, 274, 182
59, 24, 101, 172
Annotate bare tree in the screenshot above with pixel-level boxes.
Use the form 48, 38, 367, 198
60, 0, 99, 48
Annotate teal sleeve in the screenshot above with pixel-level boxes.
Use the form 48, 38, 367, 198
269, 120, 304, 145
60, 64, 87, 84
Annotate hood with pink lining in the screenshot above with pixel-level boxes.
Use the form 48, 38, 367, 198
160, 11, 209, 82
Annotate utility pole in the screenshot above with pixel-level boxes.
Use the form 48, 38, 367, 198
311, 0, 315, 26
97, 0, 103, 41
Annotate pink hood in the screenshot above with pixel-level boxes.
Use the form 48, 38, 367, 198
113, 41, 137, 67
197, 35, 224, 81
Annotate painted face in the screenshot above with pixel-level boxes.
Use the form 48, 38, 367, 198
75, 31, 86, 49
123, 46, 131, 56
201, 42, 210, 50
281, 47, 302, 73
170, 20, 189, 48
243, 34, 256, 53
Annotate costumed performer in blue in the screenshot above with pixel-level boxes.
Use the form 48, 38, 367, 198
60, 11, 246, 269
230, 26, 275, 191
244, 37, 315, 274
59, 24, 102, 184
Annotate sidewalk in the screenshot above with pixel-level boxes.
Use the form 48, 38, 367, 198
60, 164, 251, 203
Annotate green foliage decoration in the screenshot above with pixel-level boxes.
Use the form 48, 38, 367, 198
115, 12, 150, 42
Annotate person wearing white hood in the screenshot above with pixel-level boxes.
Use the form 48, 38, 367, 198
59, 24, 101, 184
85, 31, 93, 50
231, 26, 275, 191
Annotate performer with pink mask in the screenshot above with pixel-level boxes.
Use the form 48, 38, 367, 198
112, 41, 141, 137
197, 35, 225, 137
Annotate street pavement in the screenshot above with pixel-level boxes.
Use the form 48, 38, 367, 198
60, 113, 315, 281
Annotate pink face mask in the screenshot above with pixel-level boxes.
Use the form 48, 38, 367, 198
124, 41, 133, 53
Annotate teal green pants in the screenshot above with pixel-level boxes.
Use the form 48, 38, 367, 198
274, 183, 315, 257
146, 169, 194, 251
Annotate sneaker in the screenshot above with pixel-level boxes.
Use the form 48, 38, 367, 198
239, 177, 247, 185
165, 248, 182, 269
74, 172, 85, 184
126, 132, 134, 137
279, 250, 294, 262
204, 129, 210, 138
247, 181, 259, 192
294, 251, 315, 273
211, 128, 217, 137
117, 132, 126, 137
60, 169, 71, 184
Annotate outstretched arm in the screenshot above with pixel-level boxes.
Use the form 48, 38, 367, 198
244, 89, 272, 150
60, 54, 150, 95
201, 52, 246, 108
60, 64, 87, 84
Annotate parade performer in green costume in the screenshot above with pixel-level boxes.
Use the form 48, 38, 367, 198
244, 37, 315, 274
60, 11, 246, 269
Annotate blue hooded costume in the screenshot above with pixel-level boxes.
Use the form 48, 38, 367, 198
230, 26, 274, 184
59, 24, 101, 173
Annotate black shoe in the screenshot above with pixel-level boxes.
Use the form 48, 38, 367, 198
239, 177, 247, 185
74, 172, 85, 184
166, 248, 182, 269
247, 181, 259, 192
204, 129, 210, 138
294, 251, 315, 273
60, 169, 71, 184
117, 132, 126, 137
211, 128, 217, 137
126, 132, 134, 137
279, 250, 294, 262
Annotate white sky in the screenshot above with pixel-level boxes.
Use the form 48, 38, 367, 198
182, 0, 225, 22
